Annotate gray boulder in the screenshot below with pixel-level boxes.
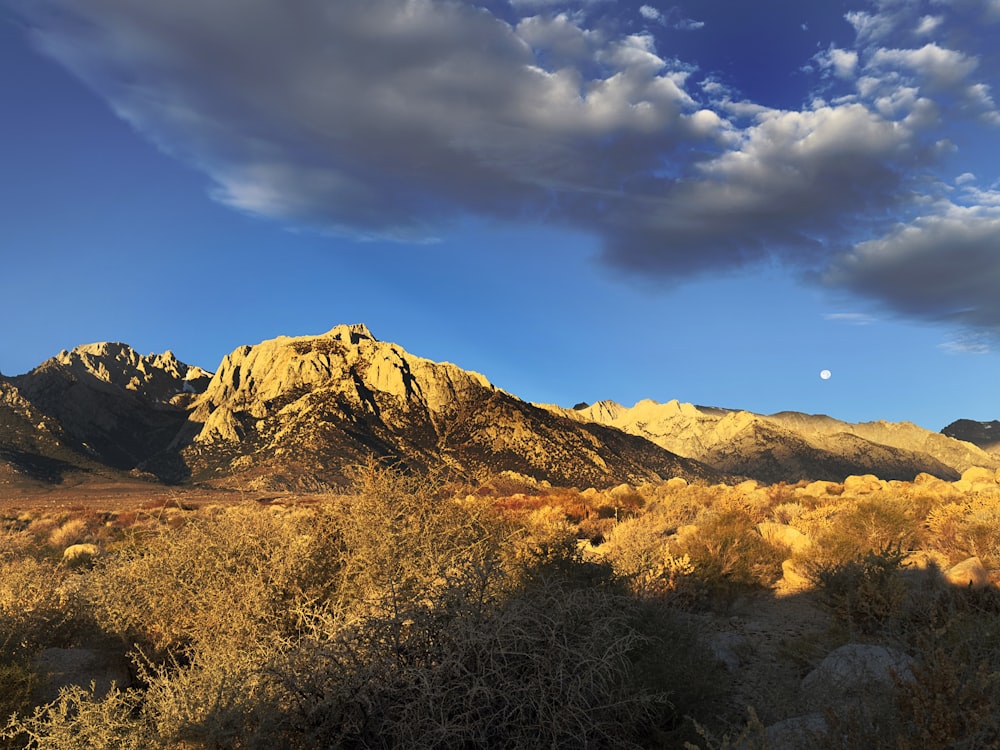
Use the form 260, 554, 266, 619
802, 644, 914, 712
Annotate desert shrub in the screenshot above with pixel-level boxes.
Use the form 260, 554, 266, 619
0, 528, 37, 562
954, 496, 1000, 568
47, 519, 90, 551
893, 644, 1000, 748
675, 509, 785, 598
88, 503, 344, 657
810, 545, 908, 634
0, 558, 82, 656
826, 584, 1000, 749
277, 566, 719, 749
132, 649, 282, 750
0, 659, 38, 749
3, 467, 732, 749
925, 502, 966, 560
603, 514, 697, 603
771, 501, 806, 524
332, 461, 516, 621
812, 496, 922, 565
4, 684, 146, 750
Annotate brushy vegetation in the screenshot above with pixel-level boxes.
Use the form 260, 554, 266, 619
2, 466, 1000, 748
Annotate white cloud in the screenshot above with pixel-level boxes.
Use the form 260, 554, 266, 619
939, 334, 992, 354
815, 46, 859, 79
915, 14, 943, 34
845, 10, 895, 44
639, 5, 661, 21
870, 43, 979, 90
825, 312, 877, 325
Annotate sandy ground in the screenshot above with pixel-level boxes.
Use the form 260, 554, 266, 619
0, 476, 300, 512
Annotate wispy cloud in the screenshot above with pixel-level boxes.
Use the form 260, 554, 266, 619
825, 313, 877, 325
939, 332, 993, 355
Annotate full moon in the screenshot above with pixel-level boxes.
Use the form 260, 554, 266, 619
820, 369, 832, 380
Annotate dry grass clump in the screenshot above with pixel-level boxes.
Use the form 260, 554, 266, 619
47, 519, 90, 551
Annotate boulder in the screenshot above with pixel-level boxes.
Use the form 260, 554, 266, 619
708, 632, 746, 672
62, 543, 101, 567
802, 644, 914, 712
757, 522, 812, 555
842, 474, 886, 495
795, 480, 841, 498
944, 556, 990, 589
961, 466, 997, 485
780, 559, 812, 589
764, 714, 828, 750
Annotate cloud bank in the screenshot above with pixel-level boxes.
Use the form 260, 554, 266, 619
7, 0, 1000, 336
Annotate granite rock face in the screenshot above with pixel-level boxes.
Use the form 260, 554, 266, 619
179, 325, 716, 489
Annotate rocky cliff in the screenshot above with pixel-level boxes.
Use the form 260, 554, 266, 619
0, 378, 106, 483
179, 324, 715, 489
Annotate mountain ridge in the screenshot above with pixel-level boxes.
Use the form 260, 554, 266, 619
542, 397, 998, 484
1, 325, 995, 490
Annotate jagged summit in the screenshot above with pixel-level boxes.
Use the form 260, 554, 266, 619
47, 341, 212, 402
324, 322, 375, 344
174, 325, 709, 489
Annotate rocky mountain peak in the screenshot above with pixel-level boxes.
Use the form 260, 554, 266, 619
47, 342, 211, 402
322, 322, 376, 344
190, 325, 494, 444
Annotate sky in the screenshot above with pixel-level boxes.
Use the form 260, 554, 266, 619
1, 0, 999, 432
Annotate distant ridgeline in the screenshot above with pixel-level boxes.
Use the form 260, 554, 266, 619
1, 324, 996, 490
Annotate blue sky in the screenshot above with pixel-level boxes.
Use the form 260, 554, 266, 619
2, 0, 999, 431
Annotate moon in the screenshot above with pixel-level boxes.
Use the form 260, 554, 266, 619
820, 369, 832, 380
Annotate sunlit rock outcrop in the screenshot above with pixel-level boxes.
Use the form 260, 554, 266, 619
181, 324, 715, 490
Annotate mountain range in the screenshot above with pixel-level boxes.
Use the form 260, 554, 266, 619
1, 324, 997, 491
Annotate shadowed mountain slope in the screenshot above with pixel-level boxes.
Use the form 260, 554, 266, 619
11, 343, 212, 481
941, 419, 1000, 454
